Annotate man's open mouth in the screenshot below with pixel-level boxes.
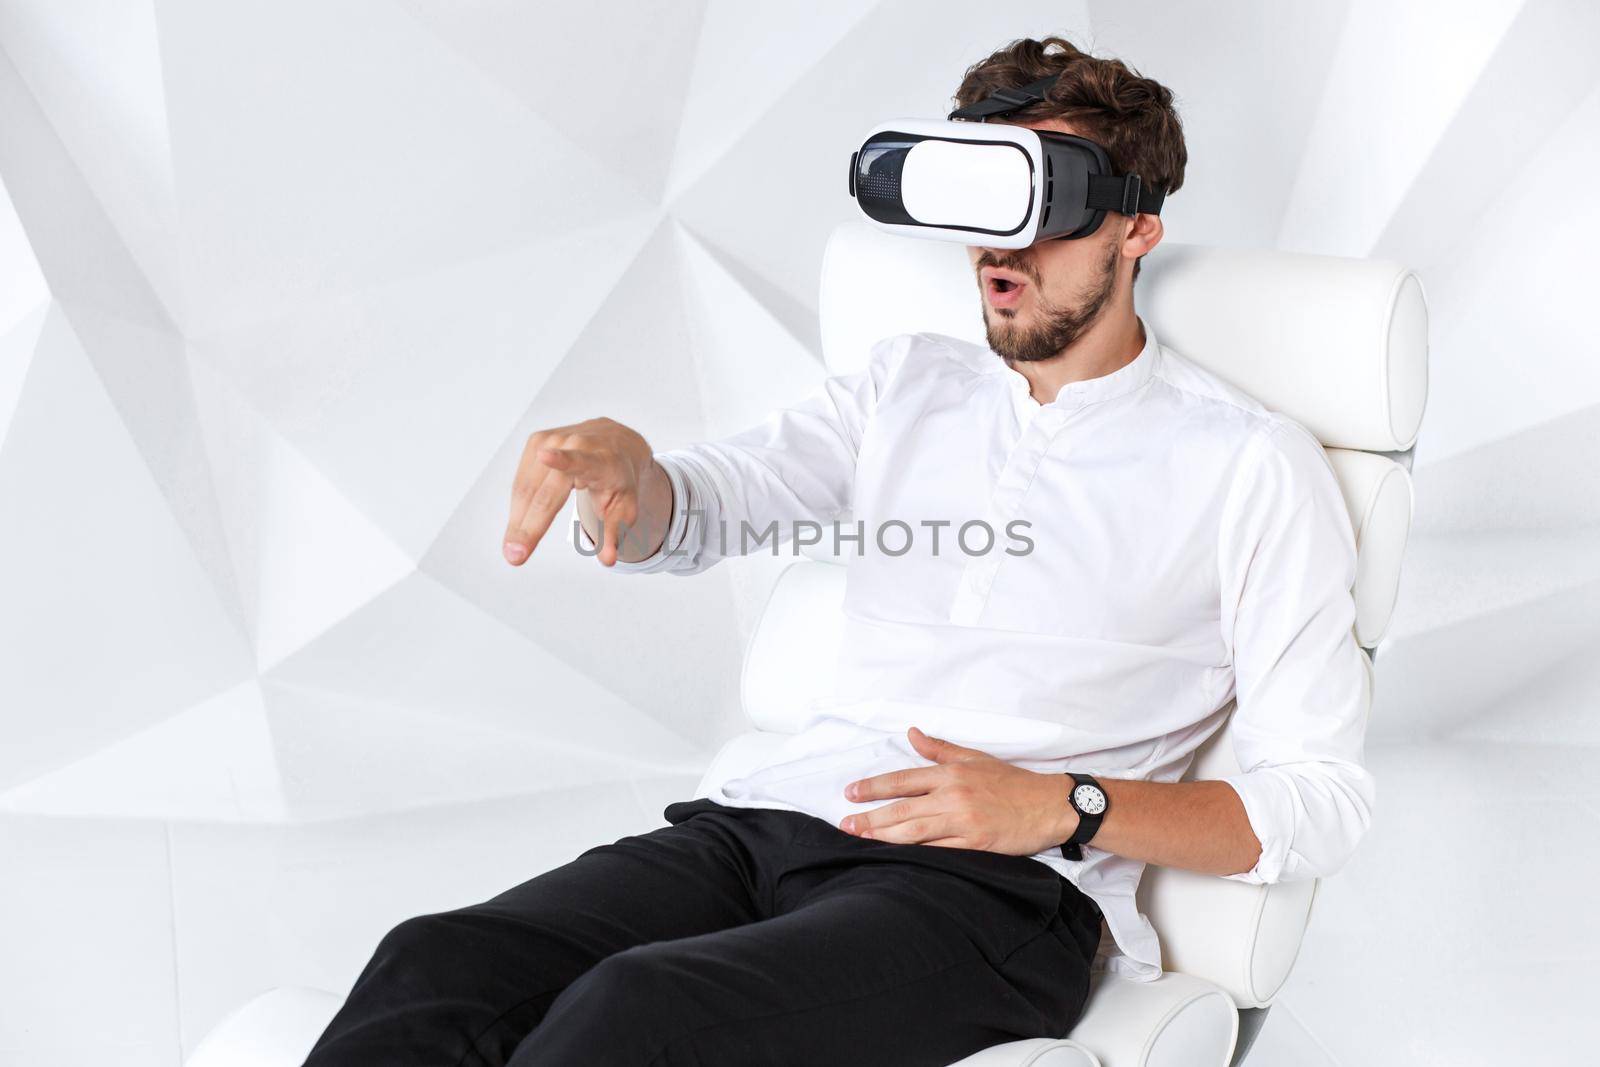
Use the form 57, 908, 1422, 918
984, 270, 1028, 308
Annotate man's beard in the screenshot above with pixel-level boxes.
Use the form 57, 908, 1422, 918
984, 239, 1120, 364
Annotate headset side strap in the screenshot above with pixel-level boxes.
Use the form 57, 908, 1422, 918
1086, 173, 1166, 216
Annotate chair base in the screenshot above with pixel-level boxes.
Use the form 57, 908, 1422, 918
1230, 1006, 1271, 1066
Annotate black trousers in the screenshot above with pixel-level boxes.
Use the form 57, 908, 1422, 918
303, 797, 1103, 1066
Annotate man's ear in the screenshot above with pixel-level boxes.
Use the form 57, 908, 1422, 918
1123, 212, 1163, 261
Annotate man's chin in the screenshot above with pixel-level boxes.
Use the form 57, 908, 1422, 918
983, 308, 1018, 334
987, 337, 1031, 364
984, 317, 1030, 361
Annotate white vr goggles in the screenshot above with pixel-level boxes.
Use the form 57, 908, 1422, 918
847, 74, 1166, 249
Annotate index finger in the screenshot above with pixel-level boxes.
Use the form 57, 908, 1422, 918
503, 430, 579, 563
844, 765, 942, 803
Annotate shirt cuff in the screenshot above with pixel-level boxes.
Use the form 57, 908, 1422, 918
1218, 767, 1299, 885
571, 454, 692, 574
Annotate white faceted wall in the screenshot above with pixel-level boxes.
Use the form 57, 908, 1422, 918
2, 2, 1598, 1065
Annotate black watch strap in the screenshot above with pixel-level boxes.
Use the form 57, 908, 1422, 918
1060, 772, 1107, 862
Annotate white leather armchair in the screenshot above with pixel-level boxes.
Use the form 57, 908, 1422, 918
187, 224, 1427, 1067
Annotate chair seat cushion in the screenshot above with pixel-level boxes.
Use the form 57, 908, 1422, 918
189, 978, 1233, 1067
186, 986, 342, 1067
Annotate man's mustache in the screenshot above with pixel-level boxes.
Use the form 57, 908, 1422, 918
978, 256, 1036, 282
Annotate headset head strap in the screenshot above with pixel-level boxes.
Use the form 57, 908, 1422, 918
947, 73, 1062, 122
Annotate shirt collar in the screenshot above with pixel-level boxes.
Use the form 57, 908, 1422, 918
998, 316, 1162, 411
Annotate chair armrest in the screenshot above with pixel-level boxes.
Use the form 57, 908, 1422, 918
950, 1037, 1102, 1066
1069, 971, 1238, 1067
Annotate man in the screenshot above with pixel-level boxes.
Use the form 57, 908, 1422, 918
306, 35, 1373, 1066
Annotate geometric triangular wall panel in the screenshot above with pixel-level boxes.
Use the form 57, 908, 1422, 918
5, 4, 1600, 1064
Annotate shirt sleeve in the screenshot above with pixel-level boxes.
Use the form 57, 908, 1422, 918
1215, 416, 1376, 885
573, 334, 913, 576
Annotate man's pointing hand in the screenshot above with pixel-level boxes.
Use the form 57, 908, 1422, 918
502, 417, 670, 568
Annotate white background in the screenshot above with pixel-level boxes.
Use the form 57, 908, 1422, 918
1, 1, 1597, 1064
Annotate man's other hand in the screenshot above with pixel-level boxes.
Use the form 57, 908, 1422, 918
838, 727, 1077, 856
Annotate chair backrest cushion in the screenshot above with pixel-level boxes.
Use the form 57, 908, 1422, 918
820, 222, 1428, 452
742, 561, 849, 732
1326, 448, 1413, 648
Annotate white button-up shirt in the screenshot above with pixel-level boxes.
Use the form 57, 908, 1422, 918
595, 319, 1374, 981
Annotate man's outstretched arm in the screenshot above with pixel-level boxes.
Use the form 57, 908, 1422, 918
501, 334, 913, 574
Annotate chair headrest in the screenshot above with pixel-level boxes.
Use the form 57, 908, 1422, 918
819, 222, 1428, 453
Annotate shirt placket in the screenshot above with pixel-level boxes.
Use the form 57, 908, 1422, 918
948, 400, 1068, 626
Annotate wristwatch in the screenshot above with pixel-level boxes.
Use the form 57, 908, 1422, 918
1059, 772, 1109, 861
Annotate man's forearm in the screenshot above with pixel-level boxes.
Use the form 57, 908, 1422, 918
1089, 777, 1262, 877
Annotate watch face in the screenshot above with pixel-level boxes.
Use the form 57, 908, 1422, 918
1073, 783, 1107, 815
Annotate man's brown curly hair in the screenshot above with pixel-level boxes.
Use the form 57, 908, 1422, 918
951, 36, 1186, 278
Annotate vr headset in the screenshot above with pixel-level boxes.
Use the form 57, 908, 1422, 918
847, 73, 1165, 248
